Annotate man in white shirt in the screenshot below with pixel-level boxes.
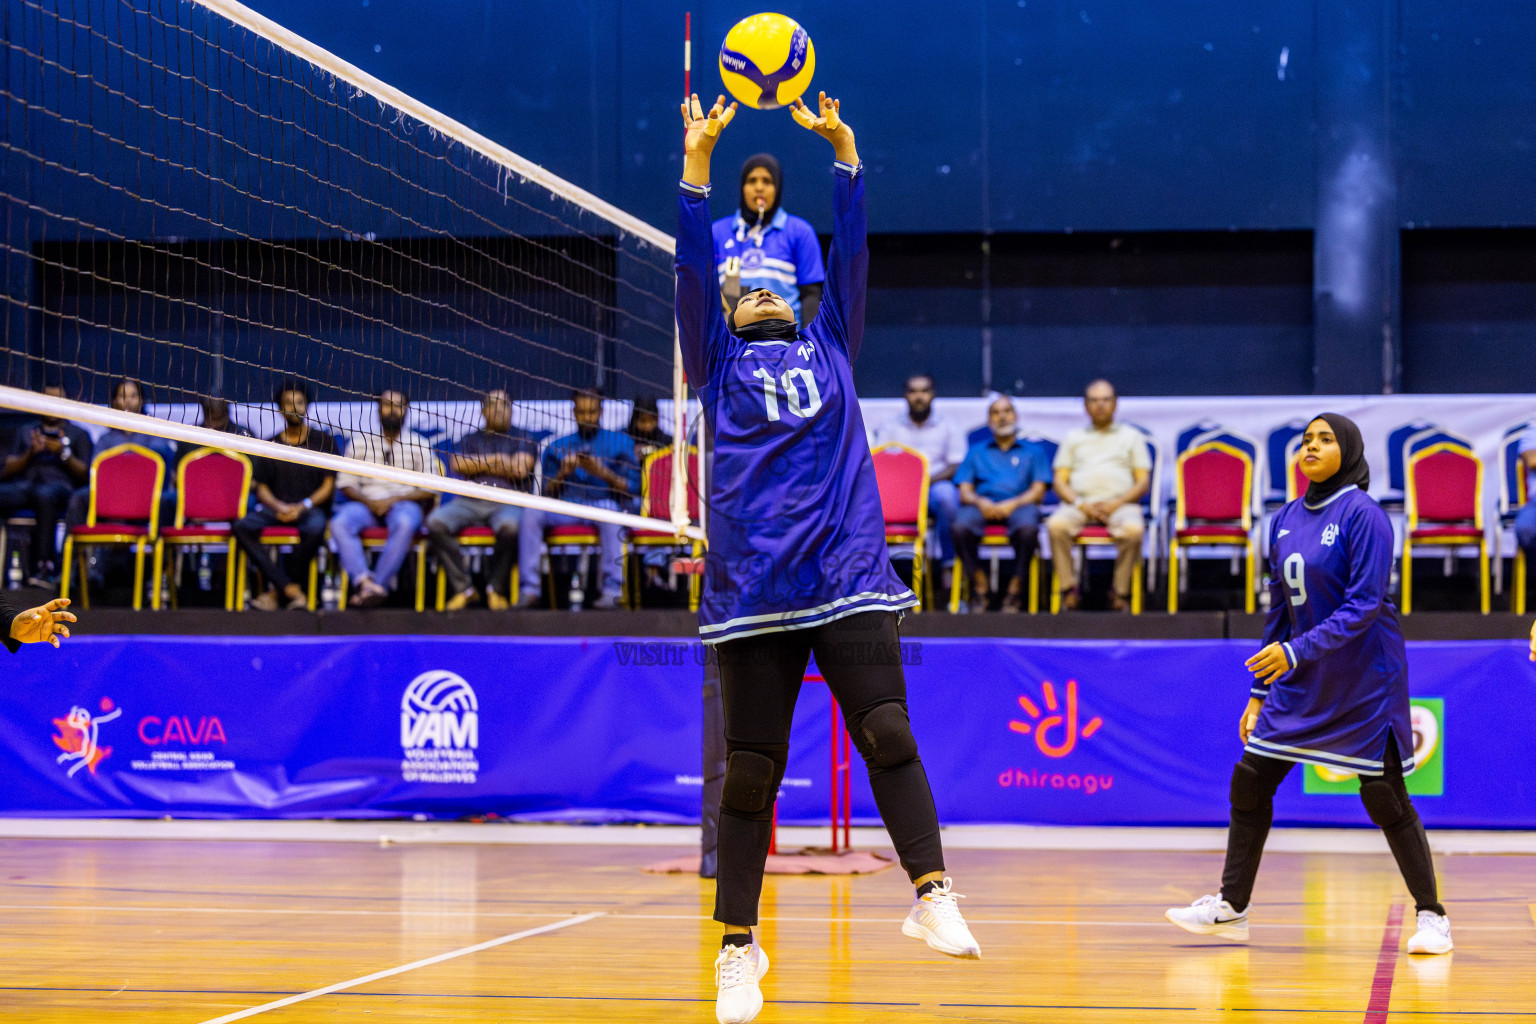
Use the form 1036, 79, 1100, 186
1047, 379, 1150, 611
873, 374, 967, 586
331, 389, 440, 607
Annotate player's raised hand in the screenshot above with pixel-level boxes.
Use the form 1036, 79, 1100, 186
681, 93, 736, 156
10, 597, 75, 649
791, 91, 851, 139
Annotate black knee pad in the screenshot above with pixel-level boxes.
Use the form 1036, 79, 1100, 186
854, 702, 919, 770
1230, 760, 1262, 813
1359, 778, 1407, 828
721, 750, 779, 815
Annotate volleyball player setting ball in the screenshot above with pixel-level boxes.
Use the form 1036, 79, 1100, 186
677, 91, 981, 1023
1166, 414, 1453, 956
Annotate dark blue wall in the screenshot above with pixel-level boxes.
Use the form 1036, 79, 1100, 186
244, 0, 1535, 236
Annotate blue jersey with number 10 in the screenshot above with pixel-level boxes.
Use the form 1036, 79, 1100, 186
675, 161, 916, 644
1249, 485, 1415, 776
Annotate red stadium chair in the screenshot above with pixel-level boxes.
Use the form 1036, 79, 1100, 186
872, 443, 936, 612
949, 524, 1042, 614
1402, 443, 1489, 614
433, 524, 518, 611
60, 443, 166, 611
338, 526, 430, 612
1286, 441, 1309, 501
623, 446, 703, 611
153, 448, 252, 610
1167, 441, 1257, 613
235, 525, 321, 611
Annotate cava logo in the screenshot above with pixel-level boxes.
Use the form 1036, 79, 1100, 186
400, 671, 480, 785
1321, 523, 1340, 547
52, 697, 121, 778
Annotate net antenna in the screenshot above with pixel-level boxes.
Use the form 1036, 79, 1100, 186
0, 0, 701, 541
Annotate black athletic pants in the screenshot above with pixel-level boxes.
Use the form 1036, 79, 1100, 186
713, 611, 945, 926
1221, 740, 1444, 916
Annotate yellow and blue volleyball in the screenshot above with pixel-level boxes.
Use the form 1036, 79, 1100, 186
718, 13, 815, 111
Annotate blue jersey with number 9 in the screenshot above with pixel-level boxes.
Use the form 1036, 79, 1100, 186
675, 162, 916, 644
1249, 485, 1414, 777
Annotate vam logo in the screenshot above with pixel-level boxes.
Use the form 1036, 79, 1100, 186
1008, 680, 1103, 758
400, 671, 481, 785
52, 697, 122, 778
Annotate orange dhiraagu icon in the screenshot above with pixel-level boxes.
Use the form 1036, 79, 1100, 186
1009, 680, 1103, 758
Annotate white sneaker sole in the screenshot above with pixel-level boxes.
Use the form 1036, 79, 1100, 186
902, 916, 981, 959
1165, 909, 1249, 941
1407, 935, 1453, 955
715, 947, 769, 1024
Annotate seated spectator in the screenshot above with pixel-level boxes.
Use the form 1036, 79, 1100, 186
1517, 426, 1536, 590
175, 396, 253, 475
874, 373, 966, 592
64, 377, 177, 598
951, 397, 1048, 612
330, 389, 439, 608
518, 388, 638, 610
0, 382, 93, 586
627, 395, 670, 470
427, 390, 536, 611
1046, 379, 1150, 611
232, 382, 338, 610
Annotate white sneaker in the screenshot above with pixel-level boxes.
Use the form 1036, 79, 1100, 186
714, 942, 769, 1024
1165, 894, 1250, 941
1406, 910, 1453, 955
901, 878, 981, 958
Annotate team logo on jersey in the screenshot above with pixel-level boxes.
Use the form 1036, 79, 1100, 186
400, 670, 481, 785
1007, 680, 1103, 758
1321, 524, 1340, 547
1278, 529, 1291, 538
797, 341, 815, 361
52, 697, 122, 778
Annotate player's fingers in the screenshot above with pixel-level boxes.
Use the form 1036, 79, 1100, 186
680, 101, 691, 126
56, 612, 76, 623
46, 597, 69, 610
690, 93, 704, 119
55, 625, 69, 637
718, 103, 737, 128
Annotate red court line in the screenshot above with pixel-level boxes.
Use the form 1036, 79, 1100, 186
1363, 902, 1405, 1024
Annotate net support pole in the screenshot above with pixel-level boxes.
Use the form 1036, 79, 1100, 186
671, 327, 689, 531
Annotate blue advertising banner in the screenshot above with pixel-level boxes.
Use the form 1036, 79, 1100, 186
1, 636, 1531, 827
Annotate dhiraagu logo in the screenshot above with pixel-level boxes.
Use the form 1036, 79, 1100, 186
1007, 680, 1103, 757
1303, 698, 1443, 796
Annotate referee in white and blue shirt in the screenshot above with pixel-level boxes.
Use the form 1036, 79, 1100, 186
712, 153, 825, 325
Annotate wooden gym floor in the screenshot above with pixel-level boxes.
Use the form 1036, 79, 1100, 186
2, 836, 1533, 1022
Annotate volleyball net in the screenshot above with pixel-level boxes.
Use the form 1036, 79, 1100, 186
0, 0, 699, 537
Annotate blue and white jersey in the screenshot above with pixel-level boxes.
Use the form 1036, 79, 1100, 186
678, 162, 916, 644
1248, 485, 1415, 776
712, 208, 825, 322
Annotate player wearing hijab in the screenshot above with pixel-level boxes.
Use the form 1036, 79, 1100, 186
677, 92, 979, 1024
713, 153, 825, 324
1165, 414, 1452, 955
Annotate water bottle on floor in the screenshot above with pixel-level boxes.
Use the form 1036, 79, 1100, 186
197, 552, 213, 592
321, 571, 339, 611
7, 551, 21, 590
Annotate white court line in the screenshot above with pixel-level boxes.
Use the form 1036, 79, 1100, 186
193, 912, 602, 1024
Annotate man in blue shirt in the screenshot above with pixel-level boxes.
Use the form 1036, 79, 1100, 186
0, 382, 92, 585
713, 153, 825, 324
952, 397, 1048, 612
516, 388, 638, 610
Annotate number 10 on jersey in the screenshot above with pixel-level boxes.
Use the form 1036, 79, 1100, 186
752, 367, 823, 421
